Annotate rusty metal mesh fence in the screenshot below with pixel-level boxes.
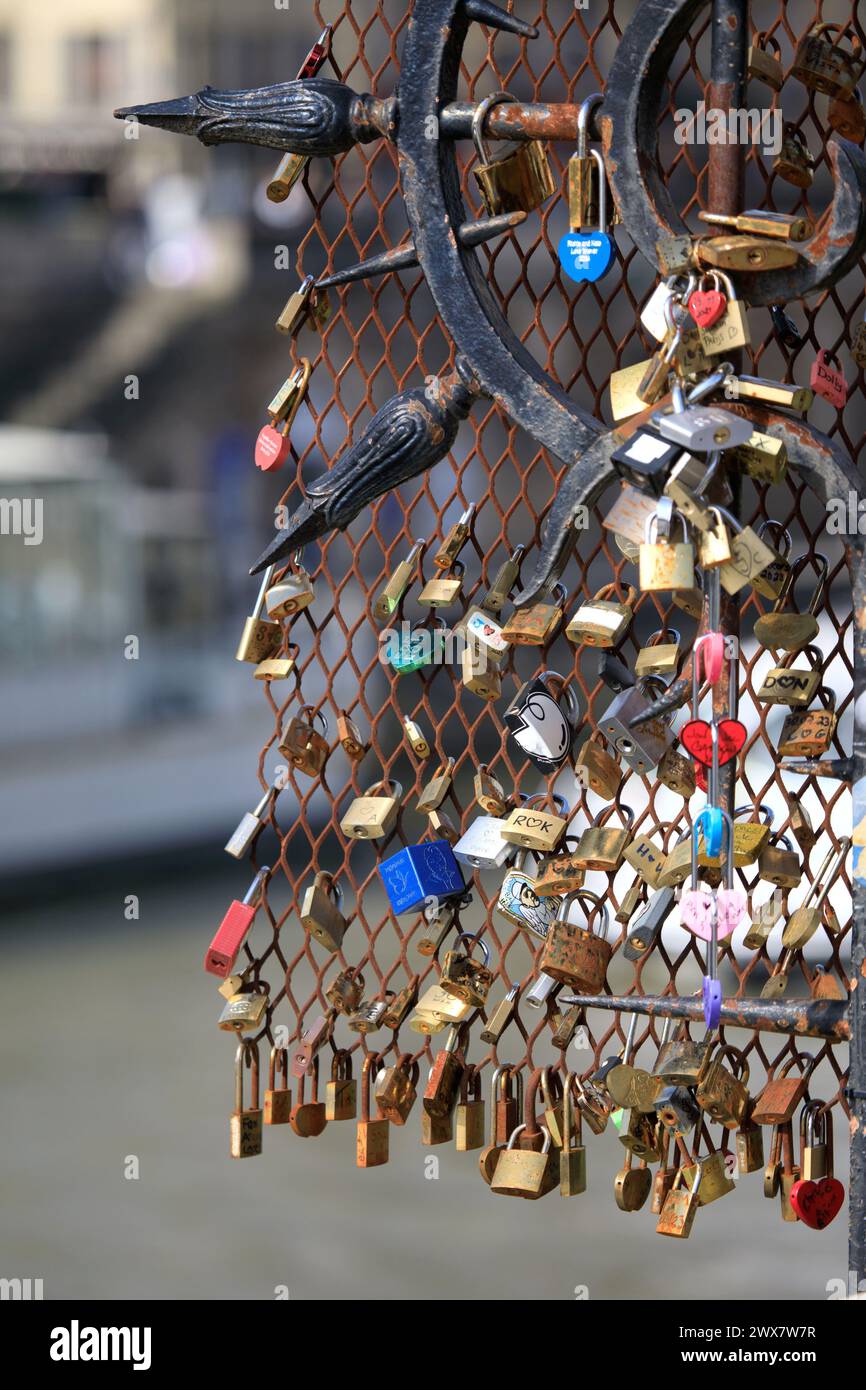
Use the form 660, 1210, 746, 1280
233, 0, 859, 1147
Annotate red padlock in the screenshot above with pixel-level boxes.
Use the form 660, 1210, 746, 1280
204, 867, 270, 976
254, 360, 312, 471
688, 273, 727, 330
254, 423, 292, 472
810, 349, 848, 409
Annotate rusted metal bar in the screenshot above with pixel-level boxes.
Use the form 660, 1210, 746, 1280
438, 101, 588, 141
560, 992, 850, 1043
851, 554, 866, 1280
705, 0, 747, 215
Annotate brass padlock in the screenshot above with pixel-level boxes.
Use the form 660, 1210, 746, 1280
433, 504, 475, 569
299, 872, 347, 952
695, 234, 798, 271
264, 1046, 293, 1125
778, 695, 838, 758
782, 839, 850, 950
418, 559, 465, 608
376, 1054, 419, 1126
325, 1050, 357, 1122
575, 731, 622, 800
218, 989, 269, 1033
747, 31, 784, 89
455, 1065, 486, 1153
279, 706, 329, 776
698, 506, 733, 569
635, 627, 681, 679
439, 933, 494, 1008
381, 977, 419, 1030
275, 273, 331, 335
754, 553, 828, 652
758, 832, 801, 889
573, 803, 635, 872
654, 1028, 713, 1087
372, 538, 424, 620
640, 509, 695, 593
461, 642, 501, 699
265, 555, 315, 618
501, 791, 569, 854
356, 1055, 389, 1168
474, 764, 509, 816
533, 835, 586, 898
325, 968, 364, 1016
757, 645, 823, 708
714, 506, 779, 596
852, 315, 866, 369
774, 124, 815, 188
657, 747, 696, 798
622, 830, 666, 888
752, 521, 792, 601
723, 371, 814, 412
681, 1149, 735, 1206
732, 430, 788, 486
728, 804, 773, 867
696, 1045, 750, 1130
538, 889, 613, 992
340, 778, 402, 840
500, 582, 567, 645
792, 21, 865, 97
471, 91, 556, 216
230, 1040, 263, 1158
236, 565, 282, 664
337, 710, 368, 760
403, 715, 431, 759
416, 757, 455, 814
565, 583, 637, 648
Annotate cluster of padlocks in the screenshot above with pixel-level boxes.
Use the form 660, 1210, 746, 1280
122, 10, 861, 1238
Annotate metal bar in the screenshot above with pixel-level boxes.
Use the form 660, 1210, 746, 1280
560, 992, 850, 1043
850, 546, 866, 1282
438, 101, 587, 141
705, 0, 747, 215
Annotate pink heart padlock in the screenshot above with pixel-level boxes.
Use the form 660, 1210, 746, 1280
716, 886, 747, 934
695, 631, 725, 685
681, 888, 739, 942
680, 888, 714, 936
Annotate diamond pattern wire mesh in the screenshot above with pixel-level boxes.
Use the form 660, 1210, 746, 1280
232, 0, 860, 1151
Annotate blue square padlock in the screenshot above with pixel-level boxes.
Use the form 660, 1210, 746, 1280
378, 840, 466, 915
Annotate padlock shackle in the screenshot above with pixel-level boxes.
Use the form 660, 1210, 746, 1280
242, 865, 271, 908
471, 90, 515, 164
576, 91, 604, 155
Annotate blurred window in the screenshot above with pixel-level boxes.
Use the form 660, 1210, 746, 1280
65, 34, 125, 108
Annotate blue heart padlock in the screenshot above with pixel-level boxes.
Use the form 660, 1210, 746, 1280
696, 806, 723, 859
558, 230, 616, 284
558, 147, 617, 284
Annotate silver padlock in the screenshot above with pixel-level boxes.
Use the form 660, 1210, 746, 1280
652, 381, 753, 453
640, 274, 695, 342
601, 676, 675, 774
524, 972, 560, 1010
224, 780, 283, 859
453, 815, 517, 871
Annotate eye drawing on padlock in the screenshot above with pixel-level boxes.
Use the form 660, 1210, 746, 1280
504, 672, 578, 773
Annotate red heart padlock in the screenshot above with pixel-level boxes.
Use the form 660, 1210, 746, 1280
695, 762, 707, 793
809, 350, 848, 409
680, 718, 747, 768
688, 288, 726, 329
789, 1176, 845, 1230
255, 423, 292, 472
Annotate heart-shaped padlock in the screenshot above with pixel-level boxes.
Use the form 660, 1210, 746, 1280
716, 886, 747, 933
789, 1176, 845, 1230
680, 718, 747, 768
680, 888, 715, 937
558, 231, 616, 283
688, 287, 726, 329
255, 424, 292, 472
